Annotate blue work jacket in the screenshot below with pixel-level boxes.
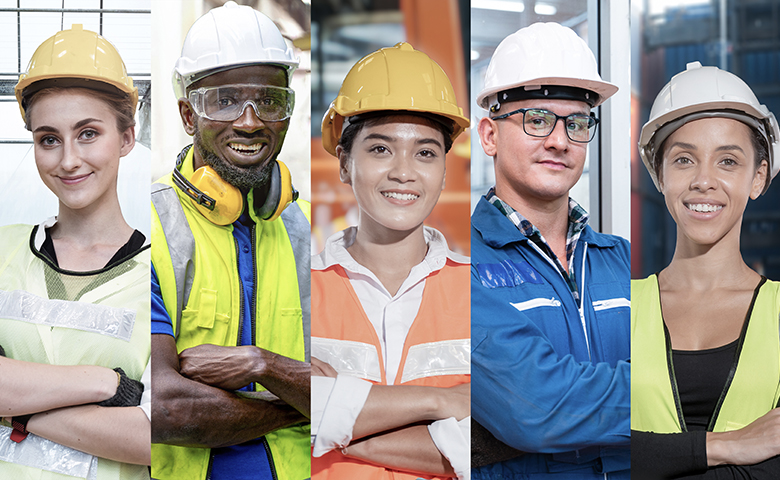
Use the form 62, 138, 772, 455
471, 196, 631, 479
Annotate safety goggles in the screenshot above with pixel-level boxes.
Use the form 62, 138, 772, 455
188, 84, 295, 122
493, 108, 599, 143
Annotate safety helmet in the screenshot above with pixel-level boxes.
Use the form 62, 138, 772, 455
15, 24, 138, 123
476, 22, 617, 112
639, 61, 780, 194
172, 1, 299, 100
321, 42, 470, 157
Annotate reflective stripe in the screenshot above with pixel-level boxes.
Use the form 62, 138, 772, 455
151, 182, 195, 339
282, 202, 311, 362
0, 426, 97, 480
312, 336, 382, 382
511, 297, 561, 312
401, 338, 470, 383
0, 289, 135, 341
593, 298, 630, 311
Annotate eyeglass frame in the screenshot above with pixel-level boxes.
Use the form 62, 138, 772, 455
187, 84, 295, 123
491, 107, 600, 143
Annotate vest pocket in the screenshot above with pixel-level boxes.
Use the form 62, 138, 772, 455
181, 288, 231, 345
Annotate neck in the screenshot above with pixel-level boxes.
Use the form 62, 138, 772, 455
52, 193, 132, 248
661, 225, 756, 291
347, 221, 428, 295
496, 185, 571, 240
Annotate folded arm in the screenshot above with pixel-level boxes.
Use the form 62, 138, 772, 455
26, 404, 151, 465
178, 343, 311, 418
0, 356, 118, 416
151, 334, 306, 448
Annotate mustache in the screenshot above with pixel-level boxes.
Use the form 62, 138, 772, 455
225, 130, 270, 141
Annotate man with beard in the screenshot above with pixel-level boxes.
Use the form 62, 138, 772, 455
149, 3, 311, 480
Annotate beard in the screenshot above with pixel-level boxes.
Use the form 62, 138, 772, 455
193, 124, 275, 191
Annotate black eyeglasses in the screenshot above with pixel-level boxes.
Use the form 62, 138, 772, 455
492, 108, 599, 143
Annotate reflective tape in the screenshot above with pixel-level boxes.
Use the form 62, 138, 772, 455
0, 426, 98, 480
592, 298, 630, 311
401, 338, 470, 383
282, 202, 311, 362
0, 289, 135, 341
510, 297, 561, 312
312, 336, 381, 382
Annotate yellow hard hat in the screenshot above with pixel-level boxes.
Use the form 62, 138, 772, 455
15, 24, 138, 123
321, 42, 470, 156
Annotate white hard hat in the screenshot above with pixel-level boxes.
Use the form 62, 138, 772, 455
477, 22, 617, 111
639, 61, 780, 194
172, 1, 299, 100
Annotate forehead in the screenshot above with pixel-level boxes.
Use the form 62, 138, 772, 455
497, 98, 591, 116
29, 89, 114, 126
194, 65, 287, 90
357, 114, 447, 141
665, 117, 753, 150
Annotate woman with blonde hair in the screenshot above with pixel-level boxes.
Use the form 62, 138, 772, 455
0, 25, 150, 480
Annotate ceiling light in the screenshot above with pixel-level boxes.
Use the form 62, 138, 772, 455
473, 0, 524, 13
534, 3, 557, 15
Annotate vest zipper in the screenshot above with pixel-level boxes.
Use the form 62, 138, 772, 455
234, 237, 245, 349
662, 322, 687, 431
262, 437, 279, 480
250, 224, 258, 392
205, 452, 214, 480
706, 276, 766, 431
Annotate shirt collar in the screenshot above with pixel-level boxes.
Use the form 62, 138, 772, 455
484, 187, 589, 240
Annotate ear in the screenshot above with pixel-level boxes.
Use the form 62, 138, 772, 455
119, 126, 136, 158
336, 145, 352, 186
750, 159, 769, 199
179, 100, 197, 136
478, 116, 498, 157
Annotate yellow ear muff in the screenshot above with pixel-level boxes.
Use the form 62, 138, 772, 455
173, 165, 243, 226
255, 160, 298, 221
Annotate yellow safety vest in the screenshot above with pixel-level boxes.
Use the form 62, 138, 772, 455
631, 275, 780, 433
0, 223, 151, 480
150, 147, 311, 480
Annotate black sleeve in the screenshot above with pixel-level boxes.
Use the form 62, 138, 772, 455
632, 430, 780, 480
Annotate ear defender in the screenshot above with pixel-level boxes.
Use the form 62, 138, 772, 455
173, 161, 298, 226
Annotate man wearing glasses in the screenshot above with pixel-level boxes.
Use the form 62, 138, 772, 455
471, 23, 631, 479
149, 3, 310, 480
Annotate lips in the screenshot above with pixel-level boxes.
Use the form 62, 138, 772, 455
59, 173, 91, 185
685, 203, 723, 213
228, 142, 266, 156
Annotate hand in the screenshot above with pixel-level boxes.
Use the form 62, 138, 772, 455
179, 344, 261, 391
437, 383, 470, 421
707, 408, 780, 466
312, 357, 337, 377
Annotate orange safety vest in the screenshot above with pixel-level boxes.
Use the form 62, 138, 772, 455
312, 259, 470, 479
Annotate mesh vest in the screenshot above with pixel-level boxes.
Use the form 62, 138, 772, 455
0, 223, 151, 480
311, 260, 470, 479
150, 151, 311, 480
632, 275, 780, 433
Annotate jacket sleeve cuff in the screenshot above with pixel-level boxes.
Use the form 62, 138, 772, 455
429, 416, 471, 480
312, 375, 372, 457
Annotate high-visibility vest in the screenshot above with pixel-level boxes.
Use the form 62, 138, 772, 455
150, 147, 311, 480
0, 223, 150, 480
312, 260, 470, 479
631, 275, 780, 433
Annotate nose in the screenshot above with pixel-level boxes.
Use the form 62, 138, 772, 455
60, 141, 82, 171
387, 151, 416, 182
232, 101, 266, 133
543, 118, 570, 150
690, 162, 717, 191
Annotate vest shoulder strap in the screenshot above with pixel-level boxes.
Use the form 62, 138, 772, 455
151, 181, 195, 339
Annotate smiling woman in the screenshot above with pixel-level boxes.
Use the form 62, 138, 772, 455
311, 43, 472, 480
632, 62, 780, 479
0, 25, 151, 480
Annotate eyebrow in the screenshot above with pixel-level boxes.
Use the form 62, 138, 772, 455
363, 133, 444, 149
667, 142, 697, 151
33, 118, 104, 134
715, 144, 745, 153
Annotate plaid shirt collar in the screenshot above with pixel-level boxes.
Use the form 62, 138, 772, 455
486, 187, 589, 301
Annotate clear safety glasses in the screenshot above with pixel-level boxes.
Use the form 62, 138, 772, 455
493, 108, 600, 143
188, 84, 295, 122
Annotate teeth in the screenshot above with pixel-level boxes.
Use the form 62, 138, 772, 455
686, 203, 723, 213
383, 192, 419, 201
229, 143, 263, 154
